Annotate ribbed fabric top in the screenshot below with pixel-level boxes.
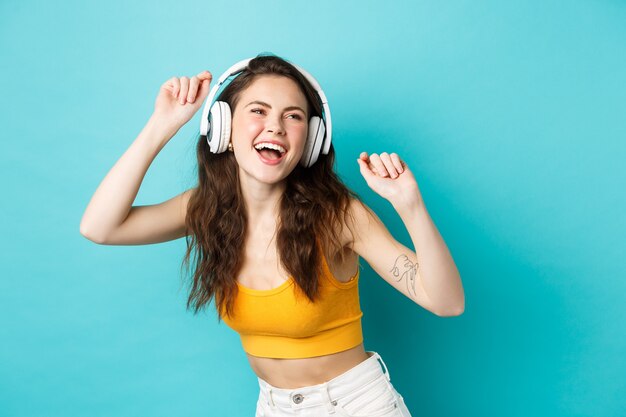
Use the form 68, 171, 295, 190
221, 250, 363, 359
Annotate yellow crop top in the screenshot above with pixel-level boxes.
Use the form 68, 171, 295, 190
220, 250, 363, 359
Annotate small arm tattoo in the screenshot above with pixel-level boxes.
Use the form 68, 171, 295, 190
390, 254, 419, 298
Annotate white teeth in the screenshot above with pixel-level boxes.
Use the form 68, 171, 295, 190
254, 142, 286, 155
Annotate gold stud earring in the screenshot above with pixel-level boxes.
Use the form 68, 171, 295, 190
227, 142, 233, 152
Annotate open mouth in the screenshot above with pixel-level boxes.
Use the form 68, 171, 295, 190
254, 142, 287, 165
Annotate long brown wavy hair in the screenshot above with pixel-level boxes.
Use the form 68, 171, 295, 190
181, 53, 364, 321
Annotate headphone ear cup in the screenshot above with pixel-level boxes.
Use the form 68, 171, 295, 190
300, 116, 326, 167
207, 101, 232, 153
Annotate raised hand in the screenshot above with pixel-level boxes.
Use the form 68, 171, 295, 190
356, 151, 423, 208
153, 70, 213, 132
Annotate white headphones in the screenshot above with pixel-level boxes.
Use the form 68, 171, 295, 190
199, 57, 332, 167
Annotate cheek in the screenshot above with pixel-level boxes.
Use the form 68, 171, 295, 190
290, 123, 308, 142
233, 117, 264, 140
245, 119, 264, 134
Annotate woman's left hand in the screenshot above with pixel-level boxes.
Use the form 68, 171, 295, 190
356, 152, 423, 208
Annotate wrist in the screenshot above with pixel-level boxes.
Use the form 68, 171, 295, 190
391, 195, 425, 216
147, 113, 181, 140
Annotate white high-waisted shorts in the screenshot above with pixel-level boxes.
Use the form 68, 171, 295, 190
255, 351, 412, 417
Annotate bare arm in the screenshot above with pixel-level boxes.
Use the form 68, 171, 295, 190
355, 151, 464, 316
79, 117, 186, 244
80, 70, 213, 245
350, 197, 463, 317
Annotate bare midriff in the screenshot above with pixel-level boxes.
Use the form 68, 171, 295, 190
246, 343, 371, 389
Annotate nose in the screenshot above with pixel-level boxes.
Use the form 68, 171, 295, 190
265, 114, 285, 135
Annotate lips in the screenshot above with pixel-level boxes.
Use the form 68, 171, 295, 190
253, 139, 289, 153
256, 147, 286, 165
253, 138, 289, 166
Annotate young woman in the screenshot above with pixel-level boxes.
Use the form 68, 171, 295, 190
80, 53, 464, 417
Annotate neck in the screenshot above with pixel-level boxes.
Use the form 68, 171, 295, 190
239, 173, 286, 226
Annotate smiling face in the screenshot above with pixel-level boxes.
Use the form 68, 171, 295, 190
230, 74, 309, 185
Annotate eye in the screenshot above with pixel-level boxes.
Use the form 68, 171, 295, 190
287, 114, 303, 120
251, 108, 265, 115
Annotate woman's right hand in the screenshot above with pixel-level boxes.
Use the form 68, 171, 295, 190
152, 70, 213, 133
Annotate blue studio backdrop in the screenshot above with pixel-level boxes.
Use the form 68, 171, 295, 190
1, 1, 625, 416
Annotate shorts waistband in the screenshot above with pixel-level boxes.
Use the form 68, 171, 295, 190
257, 351, 391, 410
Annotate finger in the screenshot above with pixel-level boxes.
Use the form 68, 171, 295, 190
197, 70, 213, 81
380, 152, 399, 178
197, 77, 212, 103
179, 76, 190, 104
359, 151, 368, 160
356, 157, 376, 181
390, 153, 404, 173
168, 77, 181, 98
369, 153, 389, 177
187, 76, 200, 103
195, 72, 213, 102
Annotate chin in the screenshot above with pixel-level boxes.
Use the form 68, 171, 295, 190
236, 151, 302, 182
238, 165, 290, 186
257, 173, 289, 185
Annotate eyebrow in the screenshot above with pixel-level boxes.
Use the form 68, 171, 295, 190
245, 100, 306, 114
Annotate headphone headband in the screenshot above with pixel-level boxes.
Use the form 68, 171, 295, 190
200, 57, 332, 156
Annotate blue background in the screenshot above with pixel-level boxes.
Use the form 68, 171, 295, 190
1, 1, 625, 416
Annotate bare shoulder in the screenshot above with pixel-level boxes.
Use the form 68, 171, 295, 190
328, 197, 373, 265
334, 197, 368, 251
344, 196, 403, 260
343, 197, 376, 250
180, 187, 196, 208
